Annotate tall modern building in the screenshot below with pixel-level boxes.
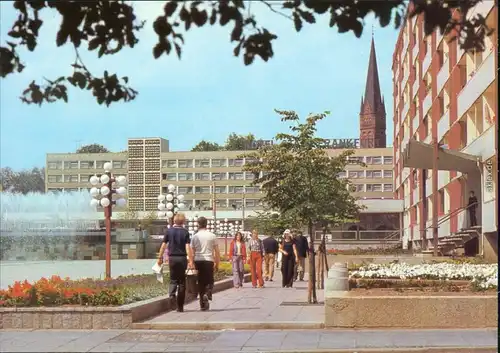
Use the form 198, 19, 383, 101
392, 2, 497, 260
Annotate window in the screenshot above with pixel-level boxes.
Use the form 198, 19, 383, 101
195, 200, 211, 209
162, 160, 177, 168
348, 171, 363, 179
96, 161, 105, 169
245, 172, 256, 180
214, 186, 227, 194
350, 184, 364, 192
366, 184, 383, 192
113, 161, 126, 169
80, 161, 95, 169
366, 170, 382, 178
211, 172, 227, 180
48, 175, 62, 183
228, 186, 245, 193
178, 173, 193, 181
245, 199, 258, 208
228, 159, 244, 167
439, 189, 445, 214
195, 159, 210, 168
195, 173, 210, 181
195, 186, 211, 194
337, 171, 347, 178
245, 186, 260, 193
215, 199, 228, 208
228, 172, 244, 180
366, 156, 382, 165
48, 188, 63, 193
47, 161, 62, 169
412, 170, 418, 189
79, 175, 92, 182
384, 184, 394, 192
64, 175, 79, 182
178, 159, 193, 168
64, 161, 79, 169
64, 188, 78, 192
211, 159, 227, 167
244, 158, 258, 165
162, 173, 176, 181
383, 156, 393, 165
228, 199, 243, 209
383, 170, 393, 178
178, 186, 193, 194
347, 156, 363, 164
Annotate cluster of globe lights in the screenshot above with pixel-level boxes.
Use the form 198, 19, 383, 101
157, 184, 185, 219
183, 217, 244, 236
89, 162, 127, 208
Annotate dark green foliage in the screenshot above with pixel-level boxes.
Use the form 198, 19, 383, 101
76, 143, 110, 153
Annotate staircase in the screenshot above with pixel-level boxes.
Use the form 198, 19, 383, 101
422, 225, 481, 256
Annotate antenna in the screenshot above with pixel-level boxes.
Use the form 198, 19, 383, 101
372, 24, 374, 38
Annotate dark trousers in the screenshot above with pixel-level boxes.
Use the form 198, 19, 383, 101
281, 255, 295, 288
195, 260, 214, 305
168, 256, 187, 308
469, 209, 477, 227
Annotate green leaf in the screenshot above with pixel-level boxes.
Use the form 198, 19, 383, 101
163, 1, 178, 17
293, 13, 302, 32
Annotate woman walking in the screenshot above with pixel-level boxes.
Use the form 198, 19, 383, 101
229, 231, 247, 288
280, 231, 299, 288
248, 230, 265, 288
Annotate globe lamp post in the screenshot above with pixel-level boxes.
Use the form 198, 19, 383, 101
89, 162, 127, 279
157, 184, 185, 225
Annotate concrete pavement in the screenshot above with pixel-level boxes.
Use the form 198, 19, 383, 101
136, 272, 324, 330
0, 328, 497, 352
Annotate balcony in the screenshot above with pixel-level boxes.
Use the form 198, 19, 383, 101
412, 188, 419, 206
467, 0, 495, 20
402, 36, 409, 57
438, 171, 450, 189
437, 109, 450, 142
402, 167, 410, 181
436, 59, 450, 93
436, 29, 443, 47
404, 192, 410, 208
412, 42, 419, 61
412, 79, 419, 99
422, 92, 432, 117
424, 134, 432, 144
402, 69, 410, 89
402, 101, 410, 121
422, 50, 431, 74
462, 125, 496, 160
457, 51, 495, 119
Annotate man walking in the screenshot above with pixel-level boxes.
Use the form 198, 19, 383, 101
468, 191, 479, 227
157, 213, 193, 312
191, 216, 220, 311
293, 231, 309, 281
262, 235, 279, 281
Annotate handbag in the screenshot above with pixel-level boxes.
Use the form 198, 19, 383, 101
185, 268, 198, 296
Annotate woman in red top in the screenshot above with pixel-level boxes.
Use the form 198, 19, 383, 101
229, 231, 247, 288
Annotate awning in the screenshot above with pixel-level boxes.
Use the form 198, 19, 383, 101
402, 139, 480, 173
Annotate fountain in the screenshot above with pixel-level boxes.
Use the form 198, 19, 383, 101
0, 191, 101, 261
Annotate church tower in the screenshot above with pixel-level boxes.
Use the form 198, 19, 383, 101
359, 36, 386, 148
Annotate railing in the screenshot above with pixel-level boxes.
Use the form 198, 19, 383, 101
315, 230, 400, 242
314, 231, 357, 241
421, 202, 479, 237
359, 230, 400, 241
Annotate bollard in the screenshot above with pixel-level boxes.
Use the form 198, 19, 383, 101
325, 262, 349, 292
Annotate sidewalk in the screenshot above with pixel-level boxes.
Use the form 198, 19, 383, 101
137, 272, 324, 329
0, 328, 497, 352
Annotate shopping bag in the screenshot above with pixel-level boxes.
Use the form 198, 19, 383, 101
152, 262, 164, 283
186, 268, 198, 297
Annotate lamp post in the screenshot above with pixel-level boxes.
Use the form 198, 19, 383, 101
157, 184, 185, 225
89, 162, 127, 279
187, 214, 199, 236
223, 218, 229, 255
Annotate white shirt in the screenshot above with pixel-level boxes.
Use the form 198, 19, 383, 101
191, 229, 216, 262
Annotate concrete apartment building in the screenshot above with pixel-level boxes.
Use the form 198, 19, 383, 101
392, 2, 497, 259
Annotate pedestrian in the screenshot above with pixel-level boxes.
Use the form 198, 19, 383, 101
157, 213, 194, 313
468, 191, 478, 227
276, 232, 285, 269
248, 230, 265, 288
229, 231, 247, 288
293, 231, 309, 281
280, 231, 298, 288
191, 216, 220, 311
262, 235, 279, 281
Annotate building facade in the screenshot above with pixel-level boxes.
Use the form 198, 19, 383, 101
392, 2, 497, 259
45, 142, 395, 212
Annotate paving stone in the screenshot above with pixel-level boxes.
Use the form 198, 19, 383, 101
126, 343, 169, 352
208, 331, 254, 347
88, 343, 136, 352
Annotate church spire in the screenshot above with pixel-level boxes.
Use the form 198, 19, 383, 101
362, 37, 383, 114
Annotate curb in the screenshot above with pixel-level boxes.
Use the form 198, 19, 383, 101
201, 348, 497, 353
132, 321, 325, 330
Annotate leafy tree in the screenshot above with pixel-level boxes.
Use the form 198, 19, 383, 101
76, 144, 110, 153
191, 140, 223, 152
248, 211, 298, 237
0, 167, 45, 194
225, 133, 255, 151
1, 1, 492, 106
242, 110, 361, 303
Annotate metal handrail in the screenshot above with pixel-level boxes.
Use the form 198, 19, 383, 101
422, 201, 478, 232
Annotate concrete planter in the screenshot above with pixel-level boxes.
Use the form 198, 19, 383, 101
325, 291, 498, 329
0, 274, 250, 330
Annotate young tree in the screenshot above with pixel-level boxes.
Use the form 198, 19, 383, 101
1, 1, 491, 106
0, 167, 45, 194
191, 140, 222, 152
224, 133, 256, 151
76, 144, 110, 153
249, 211, 298, 237
242, 110, 361, 303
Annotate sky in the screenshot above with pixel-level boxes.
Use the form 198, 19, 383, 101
0, 2, 399, 170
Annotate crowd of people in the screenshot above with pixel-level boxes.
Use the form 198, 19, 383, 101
157, 213, 310, 312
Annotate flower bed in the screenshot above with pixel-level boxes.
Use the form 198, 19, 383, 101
0, 262, 249, 308
349, 262, 498, 290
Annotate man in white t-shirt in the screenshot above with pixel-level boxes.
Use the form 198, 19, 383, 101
191, 216, 220, 311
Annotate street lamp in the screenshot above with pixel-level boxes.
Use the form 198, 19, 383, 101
187, 213, 199, 235
157, 184, 185, 225
89, 162, 127, 279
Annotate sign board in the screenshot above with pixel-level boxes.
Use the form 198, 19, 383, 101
244, 139, 274, 150
323, 138, 360, 149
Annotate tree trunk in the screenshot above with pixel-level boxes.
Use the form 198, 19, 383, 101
308, 220, 317, 304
